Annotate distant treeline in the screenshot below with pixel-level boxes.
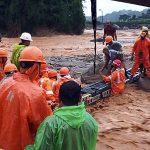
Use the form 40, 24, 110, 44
0, 0, 85, 37
86, 9, 150, 29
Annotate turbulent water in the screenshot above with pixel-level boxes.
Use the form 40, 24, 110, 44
2, 29, 150, 150
88, 84, 150, 150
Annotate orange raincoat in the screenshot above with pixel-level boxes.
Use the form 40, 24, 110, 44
103, 68, 125, 95
39, 76, 56, 102
0, 72, 52, 150
131, 38, 150, 77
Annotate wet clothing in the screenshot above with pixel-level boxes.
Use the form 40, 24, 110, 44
103, 49, 124, 73
107, 41, 122, 52
103, 68, 125, 95
109, 49, 123, 62
25, 103, 98, 150
0, 72, 52, 150
104, 25, 117, 40
131, 38, 150, 77
11, 44, 26, 68
39, 76, 56, 102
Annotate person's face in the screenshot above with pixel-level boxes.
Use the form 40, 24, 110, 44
23, 40, 30, 46
25, 40, 30, 46
140, 32, 146, 39
144, 31, 148, 35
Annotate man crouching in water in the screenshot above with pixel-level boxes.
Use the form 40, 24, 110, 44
101, 59, 125, 96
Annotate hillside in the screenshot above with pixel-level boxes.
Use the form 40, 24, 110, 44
86, 9, 148, 22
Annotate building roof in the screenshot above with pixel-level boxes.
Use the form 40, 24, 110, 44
113, 0, 150, 7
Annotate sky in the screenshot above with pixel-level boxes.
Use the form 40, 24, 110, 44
83, 0, 149, 16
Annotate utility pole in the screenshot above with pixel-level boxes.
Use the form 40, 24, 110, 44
91, 0, 97, 74
99, 9, 103, 24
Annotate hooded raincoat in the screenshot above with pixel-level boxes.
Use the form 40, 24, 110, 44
0, 72, 52, 150
25, 103, 98, 150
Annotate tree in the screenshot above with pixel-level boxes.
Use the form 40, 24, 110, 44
0, 0, 85, 36
131, 15, 136, 20
119, 14, 131, 22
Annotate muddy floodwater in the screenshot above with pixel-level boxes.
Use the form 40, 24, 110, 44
1, 29, 150, 150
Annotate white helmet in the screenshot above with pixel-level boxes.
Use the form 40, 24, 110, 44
142, 26, 148, 32
20, 32, 33, 41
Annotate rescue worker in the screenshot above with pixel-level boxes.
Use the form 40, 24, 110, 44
0, 49, 8, 81
54, 67, 72, 102
103, 21, 117, 43
25, 80, 98, 150
101, 46, 124, 73
11, 32, 32, 69
105, 36, 123, 52
38, 60, 48, 85
0, 46, 52, 150
38, 61, 54, 101
138, 26, 150, 76
101, 59, 125, 95
4, 63, 18, 77
131, 31, 150, 78
47, 69, 57, 102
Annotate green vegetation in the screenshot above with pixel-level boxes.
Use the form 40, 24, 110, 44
0, 0, 85, 37
86, 9, 150, 29
116, 9, 150, 28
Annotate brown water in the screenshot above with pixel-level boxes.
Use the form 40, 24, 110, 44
88, 84, 150, 150
1, 29, 150, 150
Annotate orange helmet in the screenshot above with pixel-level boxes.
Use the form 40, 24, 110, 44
112, 59, 122, 68
19, 46, 44, 62
0, 49, 8, 58
59, 67, 70, 76
48, 69, 57, 78
4, 63, 18, 73
105, 36, 113, 43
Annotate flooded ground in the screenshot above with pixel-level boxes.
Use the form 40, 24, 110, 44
1, 29, 150, 150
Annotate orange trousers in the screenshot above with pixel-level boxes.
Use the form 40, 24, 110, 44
131, 59, 150, 77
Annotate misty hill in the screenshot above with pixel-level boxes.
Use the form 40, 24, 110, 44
86, 9, 148, 22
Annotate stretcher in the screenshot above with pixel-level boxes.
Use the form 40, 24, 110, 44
81, 68, 140, 105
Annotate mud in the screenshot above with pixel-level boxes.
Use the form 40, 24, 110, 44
1, 29, 150, 150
